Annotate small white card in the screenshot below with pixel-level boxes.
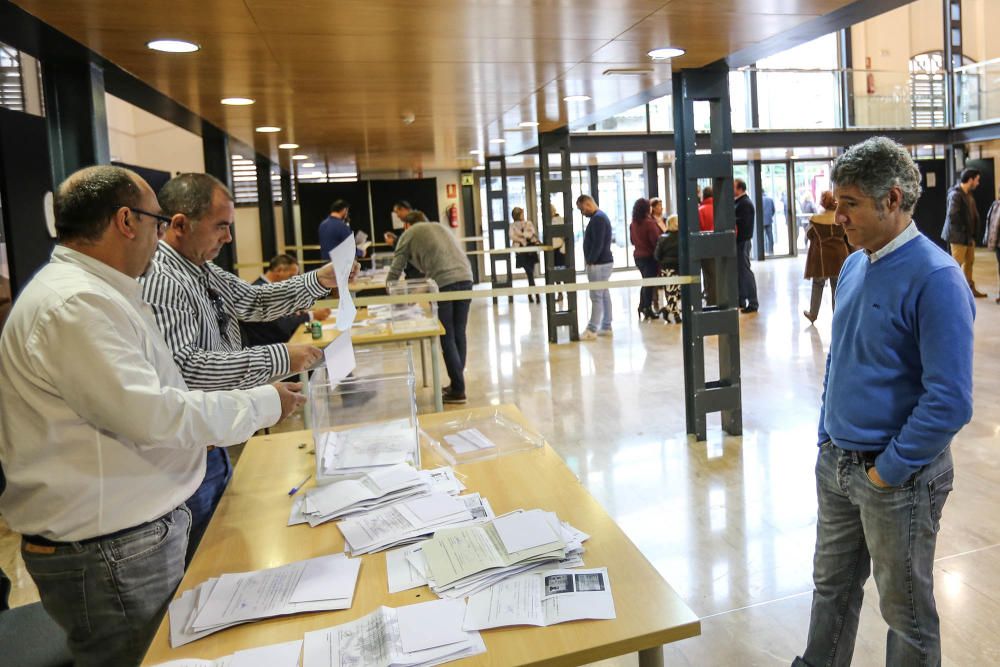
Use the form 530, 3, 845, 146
493, 510, 560, 554
396, 599, 468, 653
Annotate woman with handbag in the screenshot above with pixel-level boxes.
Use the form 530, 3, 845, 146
510, 207, 541, 303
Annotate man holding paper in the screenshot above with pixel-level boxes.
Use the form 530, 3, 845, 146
0, 166, 305, 667
140, 173, 341, 560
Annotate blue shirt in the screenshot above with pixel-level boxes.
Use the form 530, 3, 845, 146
819, 226, 975, 486
583, 210, 614, 265
318, 215, 353, 260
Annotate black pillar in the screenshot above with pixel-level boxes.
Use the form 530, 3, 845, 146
256, 155, 277, 261
538, 127, 580, 343
460, 172, 480, 283
484, 155, 513, 304
588, 165, 599, 204
44, 61, 110, 186
944, 0, 962, 126
643, 152, 659, 198
749, 160, 766, 261
202, 122, 237, 273
280, 169, 295, 251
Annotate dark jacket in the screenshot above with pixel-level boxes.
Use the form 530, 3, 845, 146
941, 185, 980, 246
318, 214, 352, 259
583, 210, 614, 264
654, 231, 679, 271
239, 276, 310, 346
735, 193, 755, 243
629, 216, 660, 259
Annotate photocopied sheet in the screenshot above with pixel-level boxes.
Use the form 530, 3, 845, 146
149, 639, 302, 667
330, 235, 357, 331
463, 567, 616, 630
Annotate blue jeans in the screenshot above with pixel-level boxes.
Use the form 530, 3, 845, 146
794, 443, 954, 667
184, 447, 231, 565
438, 281, 472, 394
586, 263, 614, 331
21, 506, 191, 667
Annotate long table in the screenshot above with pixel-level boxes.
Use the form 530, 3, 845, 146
142, 405, 700, 666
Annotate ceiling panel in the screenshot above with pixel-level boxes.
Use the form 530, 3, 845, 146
12, 0, 857, 172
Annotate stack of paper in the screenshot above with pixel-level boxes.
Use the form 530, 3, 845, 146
303, 600, 485, 667
317, 419, 419, 480
150, 639, 302, 667
339, 492, 494, 556
168, 554, 361, 647
422, 509, 589, 599
463, 567, 616, 630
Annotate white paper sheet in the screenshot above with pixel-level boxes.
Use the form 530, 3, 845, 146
396, 599, 468, 653
289, 553, 362, 604
322, 329, 355, 388
231, 639, 303, 667
386, 543, 428, 593
492, 509, 560, 554
404, 494, 467, 524
329, 236, 358, 331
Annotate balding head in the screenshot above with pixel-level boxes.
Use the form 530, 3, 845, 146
55, 165, 145, 243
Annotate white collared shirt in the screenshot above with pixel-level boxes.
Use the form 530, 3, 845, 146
866, 221, 921, 263
0, 246, 281, 541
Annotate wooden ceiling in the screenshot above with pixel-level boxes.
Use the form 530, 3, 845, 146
13, 0, 854, 172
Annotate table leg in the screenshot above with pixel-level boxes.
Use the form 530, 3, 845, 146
638, 646, 664, 667
431, 337, 443, 412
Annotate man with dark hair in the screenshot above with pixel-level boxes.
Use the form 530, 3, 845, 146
734, 178, 759, 313
141, 172, 335, 562
794, 137, 974, 667
319, 199, 352, 259
576, 194, 614, 340
0, 165, 303, 666
240, 254, 332, 346
387, 214, 473, 404
941, 167, 986, 297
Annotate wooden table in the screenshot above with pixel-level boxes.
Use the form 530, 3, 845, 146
290, 307, 446, 412
142, 405, 700, 666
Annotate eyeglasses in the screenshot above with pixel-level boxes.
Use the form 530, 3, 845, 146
205, 286, 230, 336
123, 206, 172, 233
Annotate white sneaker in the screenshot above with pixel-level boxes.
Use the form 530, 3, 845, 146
597, 328, 613, 338
580, 329, 598, 341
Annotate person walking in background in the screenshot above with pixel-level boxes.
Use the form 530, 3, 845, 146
698, 186, 717, 306
630, 198, 661, 321
734, 178, 759, 313
654, 214, 682, 324
576, 195, 614, 340
984, 197, 1000, 303
762, 190, 775, 254
510, 206, 541, 304
550, 203, 567, 303
802, 191, 851, 324
941, 168, 986, 297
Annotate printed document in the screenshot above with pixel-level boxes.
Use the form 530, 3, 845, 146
149, 638, 302, 667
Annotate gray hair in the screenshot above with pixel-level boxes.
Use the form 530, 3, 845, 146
831, 137, 921, 213
158, 173, 233, 224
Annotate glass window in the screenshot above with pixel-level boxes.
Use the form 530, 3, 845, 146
0, 42, 44, 116
649, 95, 672, 132
756, 33, 840, 130
792, 161, 833, 253
761, 163, 790, 257
590, 103, 648, 133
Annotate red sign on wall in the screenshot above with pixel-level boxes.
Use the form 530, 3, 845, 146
446, 183, 457, 199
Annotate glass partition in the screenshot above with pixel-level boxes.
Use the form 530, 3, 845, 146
955, 58, 1000, 125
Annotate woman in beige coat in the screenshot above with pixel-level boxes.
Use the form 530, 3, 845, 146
803, 190, 851, 323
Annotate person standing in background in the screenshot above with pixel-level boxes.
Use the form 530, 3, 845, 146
650, 197, 667, 233
510, 206, 541, 303
941, 168, 986, 298
734, 178, 759, 313
240, 254, 332, 346
802, 190, 850, 324
318, 199, 353, 259
984, 197, 1000, 303
629, 197, 661, 321
762, 191, 776, 254
698, 186, 717, 306
576, 195, 614, 341
549, 203, 567, 303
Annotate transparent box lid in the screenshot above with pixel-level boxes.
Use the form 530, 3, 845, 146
421, 407, 546, 466
385, 277, 439, 333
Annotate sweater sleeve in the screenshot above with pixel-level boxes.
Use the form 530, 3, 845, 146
818, 350, 832, 445
874, 268, 975, 485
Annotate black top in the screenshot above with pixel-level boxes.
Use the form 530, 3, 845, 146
735, 194, 755, 243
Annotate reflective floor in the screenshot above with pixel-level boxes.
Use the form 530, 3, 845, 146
3, 251, 999, 665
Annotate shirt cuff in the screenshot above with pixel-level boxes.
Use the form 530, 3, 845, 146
266, 343, 291, 378
874, 438, 920, 487
248, 384, 282, 428
302, 270, 332, 299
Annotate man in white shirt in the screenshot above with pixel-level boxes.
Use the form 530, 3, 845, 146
0, 165, 304, 666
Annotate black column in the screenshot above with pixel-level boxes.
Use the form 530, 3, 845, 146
749, 160, 765, 261
588, 166, 599, 204
538, 127, 579, 343
460, 172, 480, 283
44, 61, 110, 186
202, 122, 237, 273
280, 169, 295, 251
256, 155, 277, 261
484, 155, 512, 303
643, 152, 659, 198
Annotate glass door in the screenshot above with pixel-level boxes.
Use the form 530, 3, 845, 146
792, 161, 833, 253
761, 162, 791, 257
597, 168, 629, 268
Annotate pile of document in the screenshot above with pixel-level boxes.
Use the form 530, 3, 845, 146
316, 419, 420, 481
421, 509, 589, 599
151, 639, 302, 667
168, 553, 361, 647
463, 567, 616, 630
339, 491, 494, 556
303, 599, 485, 667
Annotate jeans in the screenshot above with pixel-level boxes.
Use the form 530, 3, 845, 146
807, 275, 839, 319
21, 506, 191, 667
737, 240, 758, 308
635, 256, 659, 312
184, 446, 231, 566
585, 263, 614, 331
438, 281, 472, 394
794, 443, 954, 667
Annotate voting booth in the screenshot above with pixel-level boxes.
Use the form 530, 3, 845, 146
308, 347, 420, 484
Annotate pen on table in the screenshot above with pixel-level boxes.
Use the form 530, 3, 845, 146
288, 474, 312, 496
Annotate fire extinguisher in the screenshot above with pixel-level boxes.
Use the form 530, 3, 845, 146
446, 204, 459, 228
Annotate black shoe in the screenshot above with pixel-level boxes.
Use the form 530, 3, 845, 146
740, 305, 759, 314
442, 390, 467, 404
441, 385, 451, 395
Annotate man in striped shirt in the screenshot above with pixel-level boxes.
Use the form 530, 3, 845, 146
140, 173, 338, 562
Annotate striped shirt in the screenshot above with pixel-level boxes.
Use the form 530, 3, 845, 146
140, 241, 329, 390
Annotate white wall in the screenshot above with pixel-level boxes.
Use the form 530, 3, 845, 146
106, 94, 204, 175
234, 207, 263, 283
962, 0, 1000, 64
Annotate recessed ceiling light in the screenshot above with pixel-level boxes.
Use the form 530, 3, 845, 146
922, 144, 934, 149
469, 149, 484, 155
489, 138, 506, 144
519, 121, 539, 128
291, 154, 309, 160
278, 143, 300, 150
146, 39, 200, 53
302, 162, 316, 168
563, 95, 591, 102
648, 47, 686, 60
221, 97, 255, 106
255, 126, 281, 133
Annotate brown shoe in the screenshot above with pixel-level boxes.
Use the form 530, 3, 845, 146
972, 287, 988, 298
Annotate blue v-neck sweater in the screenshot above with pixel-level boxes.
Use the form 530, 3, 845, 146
818, 234, 975, 486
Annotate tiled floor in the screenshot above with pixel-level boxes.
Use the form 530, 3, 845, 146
3, 250, 999, 665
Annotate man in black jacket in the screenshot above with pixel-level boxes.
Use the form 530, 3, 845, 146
734, 179, 759, 313
941, 168, 986, 297
240, 254, 332, 346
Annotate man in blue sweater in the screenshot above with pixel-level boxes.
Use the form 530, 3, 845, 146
795, 137, 975, 667
576, 195, 614, 340
318, 199, 353, 259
